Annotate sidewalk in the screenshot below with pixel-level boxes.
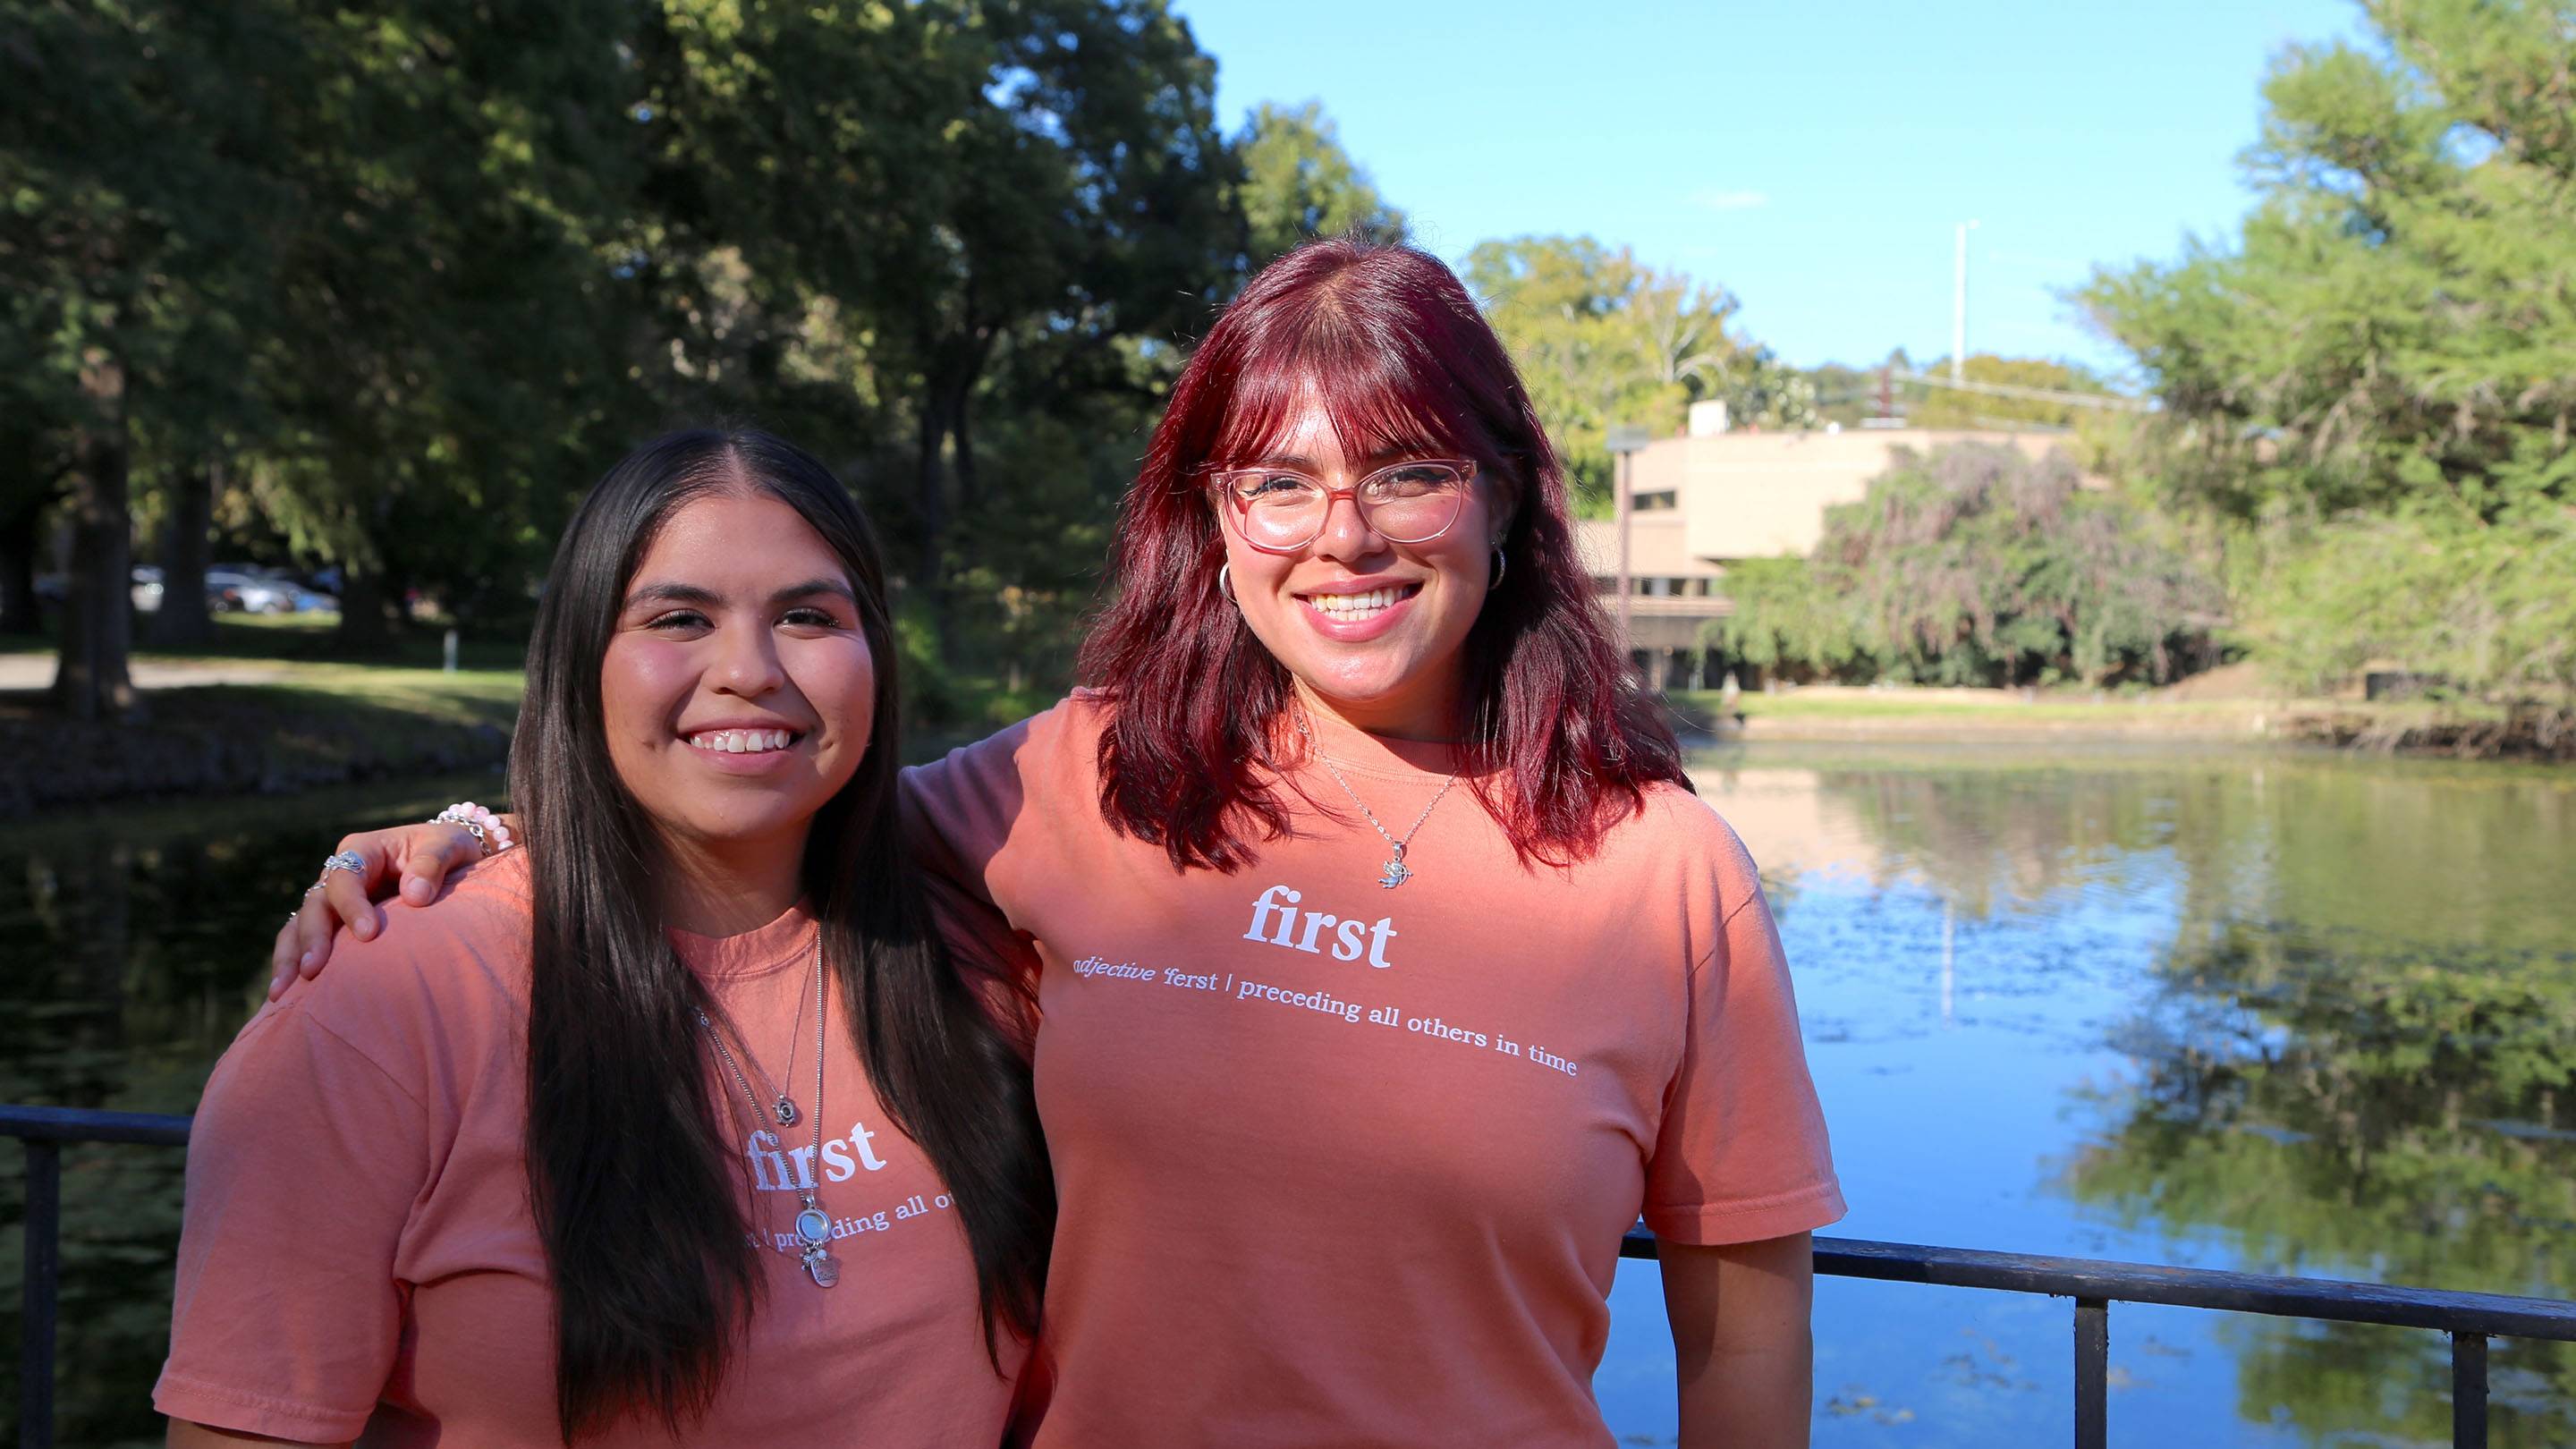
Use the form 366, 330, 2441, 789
0, 655, 296, 691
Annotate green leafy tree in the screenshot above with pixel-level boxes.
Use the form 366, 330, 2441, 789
1465, 236, 1752, 513
1717, 444, 2224, 686
1237, 101, 1404, 267
634, 0, 1239, 604
2081, 0, 2576, 733
2086, 0, 2576, 523
1902, 354, 2118, 431
0, 0, 318, 713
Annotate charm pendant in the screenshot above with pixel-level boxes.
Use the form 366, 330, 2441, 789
1377, 845, 1412, 890
795, 1206, 833, 1247
774, 1095, 798, 1126
801, 1244, 841, 1289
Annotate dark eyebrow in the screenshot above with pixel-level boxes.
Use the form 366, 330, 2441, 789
623, 578, 858, 610
624, 580, 719, 610
769, 578, 858, 606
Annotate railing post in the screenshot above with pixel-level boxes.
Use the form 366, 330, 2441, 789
2452, 1331, 2487, 1449
2074, 1296, 2107, 1449
21, 1137, 60, 1449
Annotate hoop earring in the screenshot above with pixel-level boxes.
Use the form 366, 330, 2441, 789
1488, 547, 1507, 589
1217, 563, 1236, 604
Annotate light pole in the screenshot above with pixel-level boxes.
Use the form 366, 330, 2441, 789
1606, 423, 1652, 676
1952, 220, 1979, 386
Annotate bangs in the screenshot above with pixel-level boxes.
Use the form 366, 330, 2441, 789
1203, 307, 1497, 470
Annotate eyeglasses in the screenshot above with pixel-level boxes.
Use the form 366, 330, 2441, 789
1207, 458, 1477, 554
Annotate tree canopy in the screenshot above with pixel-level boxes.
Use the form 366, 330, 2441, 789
2, 0, 1253, 721
1465, 236, 1809, 514
2078, 0, 2576, 729
1719, 444, 2224, 688
1236, 101, 1404, 266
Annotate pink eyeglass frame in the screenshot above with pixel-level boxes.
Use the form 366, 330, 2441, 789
1203, 457, 1480, 555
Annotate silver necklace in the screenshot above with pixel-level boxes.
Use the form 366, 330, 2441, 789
1292, 709, 1462, 889
698, 941, 839, 1288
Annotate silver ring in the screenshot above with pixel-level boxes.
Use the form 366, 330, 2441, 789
318, 850, 366, 883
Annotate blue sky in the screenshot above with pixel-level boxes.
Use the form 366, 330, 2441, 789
1176, 0, 2368, 377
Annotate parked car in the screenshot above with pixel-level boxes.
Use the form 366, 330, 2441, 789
206, 569, 297, 614
28, 571, 166, 612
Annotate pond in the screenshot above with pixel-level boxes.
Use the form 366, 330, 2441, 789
4, 742, 2572, 1445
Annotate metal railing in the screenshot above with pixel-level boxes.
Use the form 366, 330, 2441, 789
13, 1103, 2576, 1448
8, 1105, 193, 1449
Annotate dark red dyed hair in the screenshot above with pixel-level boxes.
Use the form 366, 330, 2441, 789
1077, 236, 1687, 872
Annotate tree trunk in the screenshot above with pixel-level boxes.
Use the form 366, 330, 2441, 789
51, 349, 138, 721
149, 461, 217, 648
950, 376, 979, 514
0, 498, 41, 637
912, 385, 957, 659
335, 565, 396, 653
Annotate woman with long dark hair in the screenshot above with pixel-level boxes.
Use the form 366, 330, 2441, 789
277, 238, 1842, 1445
164, 429, 1048, 1446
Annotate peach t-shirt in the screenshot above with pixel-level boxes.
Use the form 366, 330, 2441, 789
156, 849, 1022, 1446
902, 695, 1842, 1448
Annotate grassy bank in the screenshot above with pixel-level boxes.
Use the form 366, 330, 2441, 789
1, 621, 523, 817
1664, 683, 2571, 760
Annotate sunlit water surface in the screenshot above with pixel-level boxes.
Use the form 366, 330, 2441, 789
4, 743, 2572, 1445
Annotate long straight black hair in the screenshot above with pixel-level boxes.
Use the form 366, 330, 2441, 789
512, 428, 1051, 1442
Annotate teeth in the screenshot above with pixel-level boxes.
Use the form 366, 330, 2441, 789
1311, 588, 1405, 616
687, 729, 794, 754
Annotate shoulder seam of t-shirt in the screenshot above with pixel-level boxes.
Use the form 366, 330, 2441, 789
157, 1365, 369, 1436
275, 997, 434, 1117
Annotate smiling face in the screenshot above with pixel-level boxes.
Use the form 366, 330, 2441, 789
1215, 397, 1505, 738
598, 489, 877, 871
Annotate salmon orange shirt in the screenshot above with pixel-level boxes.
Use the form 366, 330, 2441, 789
156, 849, 1022, 1446
902, 696, 1843, 1447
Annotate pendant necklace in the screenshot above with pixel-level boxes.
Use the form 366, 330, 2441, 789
699, 940, 840, 1288
1292, 708, 1462, 889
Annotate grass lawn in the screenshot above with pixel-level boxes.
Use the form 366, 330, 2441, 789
0, 618, 527, 816
0, 610, 530, 670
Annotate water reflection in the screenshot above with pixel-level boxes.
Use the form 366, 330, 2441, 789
1614, 743, 2575, 1448
1, 774, 504, 1448
4, 748, 2572, 1445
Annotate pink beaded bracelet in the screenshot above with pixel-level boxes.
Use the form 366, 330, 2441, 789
433, 801, 514, 857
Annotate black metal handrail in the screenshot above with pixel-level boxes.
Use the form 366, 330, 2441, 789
13, 1103, 2576, 1448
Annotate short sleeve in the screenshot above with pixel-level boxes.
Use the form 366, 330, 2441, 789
1641, 878, 1845, 1245
155, 1003, 431, 1439
901, 714, 1041, 910
902, 698, 1106, 932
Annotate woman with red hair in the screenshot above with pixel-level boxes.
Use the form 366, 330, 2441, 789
277, 237, 1842, 1445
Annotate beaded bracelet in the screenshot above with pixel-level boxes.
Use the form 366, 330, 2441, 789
432, 801, 514, 858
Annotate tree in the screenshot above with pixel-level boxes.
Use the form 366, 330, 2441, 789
2086, 0, 2576, 523
2080, 0, 2576, 729
1466, 237, 1753, 513
1236, 101, 1404, 267
628, 0, 1239, 600
1716, 444, 2224, 687
1, 0, 301, 714
1900, 354, 2118, 431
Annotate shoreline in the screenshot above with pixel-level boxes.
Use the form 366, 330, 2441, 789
1665, 686, 2576, 763
8, 669, 2566, 819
